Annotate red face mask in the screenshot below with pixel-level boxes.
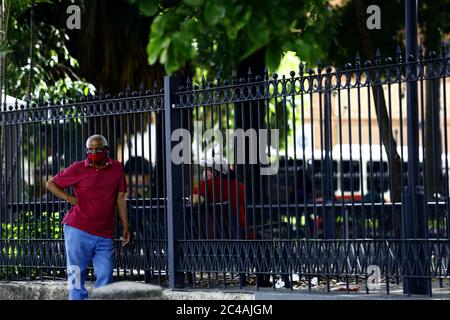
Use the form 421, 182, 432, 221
87, 151, 108, 165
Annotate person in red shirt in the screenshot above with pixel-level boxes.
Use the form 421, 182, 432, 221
46, 134, 130, 300
191, 156, 259, 287
192, 155, 253, 240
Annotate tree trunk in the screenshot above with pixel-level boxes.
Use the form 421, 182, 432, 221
236, 48, 266, 202
64, 0, 167, 193
355, 0, 403, 237
69, 0, 165, 92
355, 0, 403, 203
424, 72, 442, 198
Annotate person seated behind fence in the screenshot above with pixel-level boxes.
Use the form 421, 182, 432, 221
191, 155, 254, 240
124, 156, 152, 198
191, 157, 261, 287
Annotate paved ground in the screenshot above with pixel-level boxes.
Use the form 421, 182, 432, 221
0, 280, 449, 300
253, 288, 450, 300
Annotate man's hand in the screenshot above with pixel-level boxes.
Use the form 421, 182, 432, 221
116, 191, 130, 247
191, 194, 205, 205
67, 195, 78, 206
122, 228, 131, 247
46, 179, 77, 206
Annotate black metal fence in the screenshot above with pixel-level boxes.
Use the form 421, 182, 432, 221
1, 46, 450, 295
0, 88, 168, 284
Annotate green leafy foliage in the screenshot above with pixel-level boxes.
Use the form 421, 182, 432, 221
5, 1, 95, 101
1, 211, 61, 242
183, 0, 204, 7
7, 0, 52, 13
137, 0, 158, 16
0, 211, 64, 280
204, 0, 225, 26
129, 0, 333, 76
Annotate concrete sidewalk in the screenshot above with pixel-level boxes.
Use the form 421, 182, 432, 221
0, 281, 449, 300
0, 281, 254, 300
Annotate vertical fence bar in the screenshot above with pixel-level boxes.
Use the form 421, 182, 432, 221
403, 0, 431, 295
164, 75, 184, 288
441, 45, 450, 240
323, 67, 336, 239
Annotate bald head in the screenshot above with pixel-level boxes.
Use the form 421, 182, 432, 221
86, 134, 108, 149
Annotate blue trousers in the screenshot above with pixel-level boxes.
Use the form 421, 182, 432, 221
64, 224, 114, 300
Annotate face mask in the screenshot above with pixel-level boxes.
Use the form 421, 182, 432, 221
87, 151, 108, 165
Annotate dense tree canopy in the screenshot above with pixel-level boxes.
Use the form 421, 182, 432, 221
129, 0, 333, 76
3, 0, 94, 101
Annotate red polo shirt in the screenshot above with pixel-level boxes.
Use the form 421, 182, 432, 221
53, 158, 127, 238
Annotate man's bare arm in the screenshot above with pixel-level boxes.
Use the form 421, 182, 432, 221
46, 179, 78, 205
116, 192, 130, 246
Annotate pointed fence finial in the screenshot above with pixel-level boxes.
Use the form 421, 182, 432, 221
232, 70, 237, 83
201, 74, 206, 88
440, 42, 447, 58
396, 45, 402, 63
263, 66, 269, 80
355, 51, 361, 66
317, 59, 322, 73
186, 76, 192, 90
419, 48, 425, 63
375, 48, 381, 64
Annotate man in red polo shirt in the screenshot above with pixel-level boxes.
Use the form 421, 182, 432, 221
46, 134, 130, 300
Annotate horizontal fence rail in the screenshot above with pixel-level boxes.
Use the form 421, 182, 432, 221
1, 47, 450, 294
